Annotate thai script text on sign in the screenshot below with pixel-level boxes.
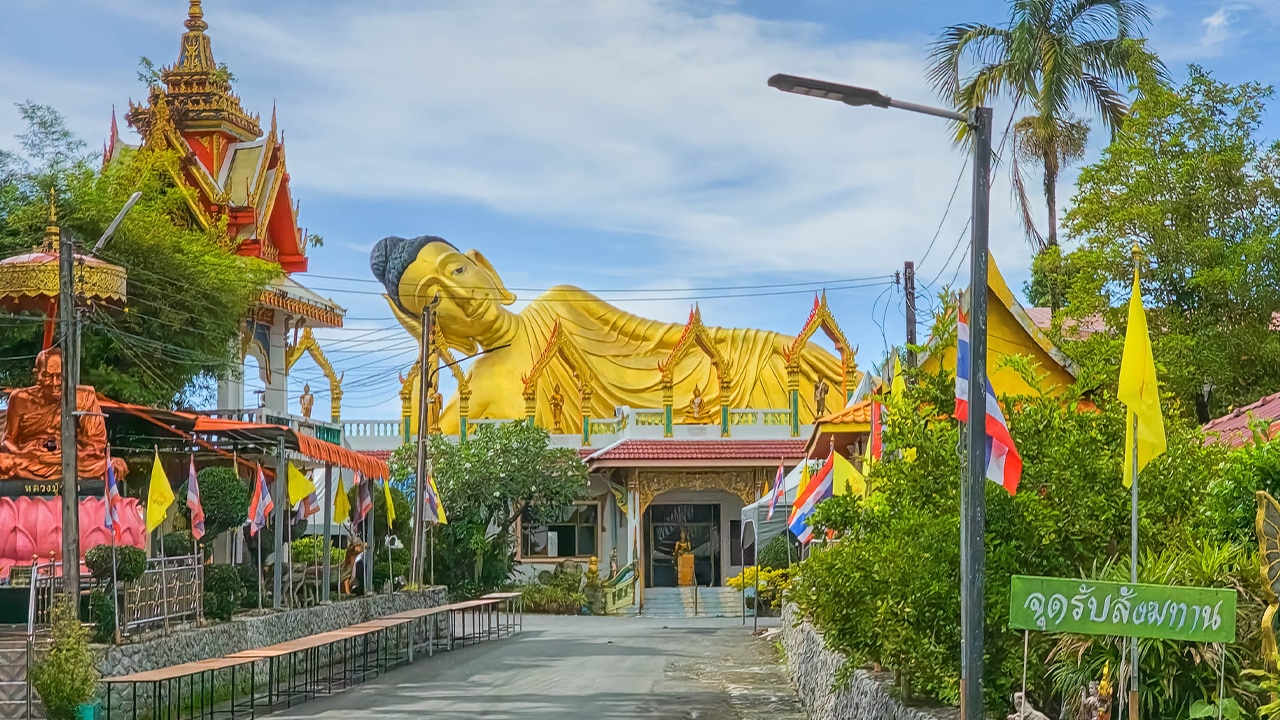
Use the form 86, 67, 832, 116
1008, 575, 1236, 643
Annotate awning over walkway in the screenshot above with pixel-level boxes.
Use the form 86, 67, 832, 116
100, 400, 387, 478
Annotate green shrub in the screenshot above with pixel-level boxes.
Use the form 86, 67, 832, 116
88, 587, 115, 643
184, 466, 250, 542
234, 564, 263, 609
516, 563, 586, 614
203, 564, 245, 621
30, 595, 98, 719
756, 533, 799, 570
290, 536, 346, 567
163, 530, 196, 558
85, 544, 147, 583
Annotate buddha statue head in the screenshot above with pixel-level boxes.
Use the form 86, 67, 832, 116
34, 347, 63, 401
370, 235, 517, 353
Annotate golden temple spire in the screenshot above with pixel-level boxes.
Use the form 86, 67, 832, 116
185, 0, 208, 32
40, 188, 59, 252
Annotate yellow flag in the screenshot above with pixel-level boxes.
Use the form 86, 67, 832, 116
796, 462, 811, 498
383, 478, 396, 525
287, 463, 317, 506
831, 452, 867, 497
333, 475, 351, 523
891, 354, 906, 398
145, 451, 175, 533
1117, 258, 1166, 488
429, 475, 448, 525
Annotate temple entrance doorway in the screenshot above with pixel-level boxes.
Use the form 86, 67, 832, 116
644, 503, 721, 588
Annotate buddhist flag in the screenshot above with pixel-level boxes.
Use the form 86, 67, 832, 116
287, 463, 317, 506
831, 452, 866, 497
186, 455, 205, 541
1118, 257, 1166, 488
383, 477, 396, 526
891, 354, 906, 398
795, 462, 812, 499
333, 474, 351, 524
145, 450, 175, 533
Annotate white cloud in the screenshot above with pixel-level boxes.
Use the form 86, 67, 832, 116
182, 0, 1030, 280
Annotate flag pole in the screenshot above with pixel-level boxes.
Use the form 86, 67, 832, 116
106, 445, 121, 644
752, 488, 761, 632
1129, 412, 1140, 720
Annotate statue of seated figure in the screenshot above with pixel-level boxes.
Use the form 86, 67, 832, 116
0, 348, 127, 482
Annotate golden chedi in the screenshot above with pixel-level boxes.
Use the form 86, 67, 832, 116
370, 236, 847, 433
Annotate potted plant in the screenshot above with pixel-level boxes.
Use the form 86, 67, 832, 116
30, 595, 100, 720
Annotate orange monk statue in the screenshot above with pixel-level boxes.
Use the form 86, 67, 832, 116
0, 347, 127, 482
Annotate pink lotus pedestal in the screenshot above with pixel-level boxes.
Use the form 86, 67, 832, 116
0, 496, 146, 580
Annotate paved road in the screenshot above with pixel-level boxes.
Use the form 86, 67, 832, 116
274, 615, 806, 719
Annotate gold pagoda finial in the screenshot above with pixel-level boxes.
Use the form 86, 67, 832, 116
40, 187, 59, 252
185, 0, 208, 32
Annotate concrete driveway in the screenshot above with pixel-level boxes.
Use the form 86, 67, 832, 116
272, 614, 806, 719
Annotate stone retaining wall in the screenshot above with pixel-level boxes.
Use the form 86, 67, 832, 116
98, 587, 448, 679
780, 604, 958, 720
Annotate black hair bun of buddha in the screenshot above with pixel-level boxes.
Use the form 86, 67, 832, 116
369, 235, 457, 312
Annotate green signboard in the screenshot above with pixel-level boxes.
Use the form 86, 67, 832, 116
1009, 575, 1236, 643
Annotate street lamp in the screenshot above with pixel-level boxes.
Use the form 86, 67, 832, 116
768, 73, 993, 720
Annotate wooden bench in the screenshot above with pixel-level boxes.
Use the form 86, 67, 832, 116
100, 591, 524, 720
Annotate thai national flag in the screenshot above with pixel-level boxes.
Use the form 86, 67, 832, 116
186, 455, 205, 541
248, 463, 274, 536
766, 463, 786, 520
787, 453, 834, 544
355, 473, 374, 524
105, 454, 123, 541
954, 308, 1023, 495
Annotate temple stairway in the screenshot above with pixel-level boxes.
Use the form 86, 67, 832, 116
641, 587, 747, 618
0, 627, 30, 720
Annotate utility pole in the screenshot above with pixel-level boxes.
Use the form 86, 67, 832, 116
960, 105, 993, 720
410, 301, 436, 586
59, 222, 80, 597
903, 261, 916, 368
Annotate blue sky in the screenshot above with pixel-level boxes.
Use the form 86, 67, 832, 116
2, 0, 1276, 419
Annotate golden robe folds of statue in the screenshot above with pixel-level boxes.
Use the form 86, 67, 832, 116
370, 236, 849, 433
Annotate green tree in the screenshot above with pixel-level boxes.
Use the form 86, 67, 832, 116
927, 0, 1165, 251
30, 595, 98, 719
0, 102, 278, 407
181, 466, 250, 546
1053, 68, 1280, 420
389, 423, 589, 594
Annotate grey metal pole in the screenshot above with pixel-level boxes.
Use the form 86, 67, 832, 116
960, 105, 993, 720
904, 261, 917, 368
322, 463, 333, 602
59, 223, 80, 598
273, 437, 287, 609
411, 304, 435, 586
1129, 413, 1140, 719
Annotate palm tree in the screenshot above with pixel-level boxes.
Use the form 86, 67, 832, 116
927, 0, 1166, 250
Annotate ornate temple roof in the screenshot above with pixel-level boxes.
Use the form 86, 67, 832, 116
585, 439, 807, 467
110, 0, 312, 276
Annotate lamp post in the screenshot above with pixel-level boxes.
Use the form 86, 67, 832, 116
768, 73, 992, 719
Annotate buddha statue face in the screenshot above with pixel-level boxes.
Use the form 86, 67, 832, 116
370, 236, 516, 352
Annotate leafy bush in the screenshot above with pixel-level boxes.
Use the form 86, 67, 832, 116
727, 566, 793, 613
290, 536, 346, 567
515, 563, 586, 614
85, 544, 147, 583
203, 564, 245, 621
790, 366, 1238, 713
235, 564, 263, 609
163, 530, 196, 558
88, 587, 115, 643
30, 595, 98, 720
184, 466, 250, 543
756, 532, 799, 570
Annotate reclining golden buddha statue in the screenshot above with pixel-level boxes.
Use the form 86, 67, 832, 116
0, 347, 128, 482
370, 235, 850, 433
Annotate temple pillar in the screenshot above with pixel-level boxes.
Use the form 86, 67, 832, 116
262, 319, 288, 413
787, 364, 801, 437
581, 390, 593, 446
719, 382, 730, 437
662, 384, 674, 438
626, 474, 641, 610
524, 392, 536, 428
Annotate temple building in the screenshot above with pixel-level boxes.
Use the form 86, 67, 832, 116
106, 0, 345, 430
351, 234, 865, 608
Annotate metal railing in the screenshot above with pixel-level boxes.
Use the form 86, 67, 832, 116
123, 553, 204, 635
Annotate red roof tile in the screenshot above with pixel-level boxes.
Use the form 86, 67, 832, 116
586, 439, 807, 464
1203, 391, 1280, 447
358, 449, 394, 463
